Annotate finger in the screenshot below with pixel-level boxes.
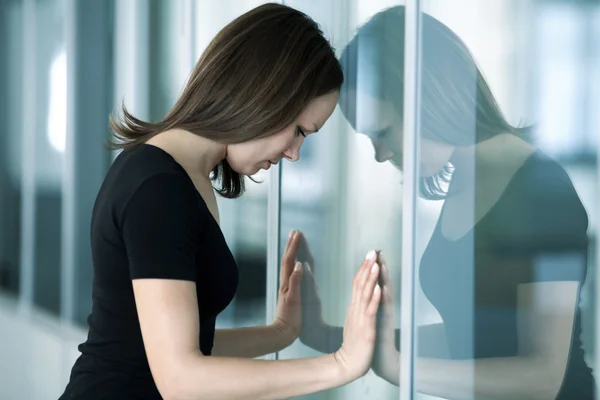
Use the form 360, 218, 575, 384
357, 250, 377, 285
279, 230, 295, 284
282, 229, 295, 261
366, 284, 382, 317
302, 262, 318, 294
280, 230, 299, 283
361, 262, 380, 308
381, 264, 393, 296
358, 256, 376, 291
296, 232, 316, 267
376, 250, 386, 265
283, 230, 301, 263
288, 261, 303, 301
351, 259, 365, 294
382, 284, 393, 306
352, 251, 377, 305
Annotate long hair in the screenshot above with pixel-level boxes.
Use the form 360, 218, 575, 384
339, 6, 532, 200
109, 3, 344, 198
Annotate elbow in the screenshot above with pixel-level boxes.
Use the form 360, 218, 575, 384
156, 371, 197, 400
153, 353, 204, 400
154, 374, 184, 400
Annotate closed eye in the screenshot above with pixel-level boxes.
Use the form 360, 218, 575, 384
371, 127, 391, 140
296, 126, 306, 137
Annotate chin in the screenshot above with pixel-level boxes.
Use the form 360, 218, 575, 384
246, 163, 266, 175
241, 166, 261, 176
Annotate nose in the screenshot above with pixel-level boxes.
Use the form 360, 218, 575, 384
283, 142, 301, 162
373, 140, 394, 163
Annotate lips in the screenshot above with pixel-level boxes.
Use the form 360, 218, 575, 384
262, 160, 280, 171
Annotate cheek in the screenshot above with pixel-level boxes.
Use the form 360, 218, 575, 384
273, 135, 296, 154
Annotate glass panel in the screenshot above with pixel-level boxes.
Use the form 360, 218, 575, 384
279, 1, 403, 399
411, 1, 600, 399
32, 0, 67, 315
0, 0, 24, 295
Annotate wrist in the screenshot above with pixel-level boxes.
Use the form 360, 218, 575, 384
326, 352, 353, 387
332, 347, 365, 384
269, 319, 298, 347
372, 350, 400, 384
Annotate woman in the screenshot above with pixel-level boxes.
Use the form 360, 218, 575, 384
299, 6, 595, 399
59, 4, 383, 400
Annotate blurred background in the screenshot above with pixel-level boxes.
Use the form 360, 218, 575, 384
0, 0, 598, 399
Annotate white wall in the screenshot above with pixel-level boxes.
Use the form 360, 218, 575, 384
0, 293, 86, 400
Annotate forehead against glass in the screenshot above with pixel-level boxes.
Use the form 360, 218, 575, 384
353, 91, 394, 138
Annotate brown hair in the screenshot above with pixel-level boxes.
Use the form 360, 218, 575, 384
109, 3, 343, 198
339, 6, 533, 200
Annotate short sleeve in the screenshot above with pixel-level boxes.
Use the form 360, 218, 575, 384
493, 177, 589, 284
120, 172, 204, 281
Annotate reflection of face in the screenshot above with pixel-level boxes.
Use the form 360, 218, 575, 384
227, 91, 339, 175
350, 93, 454, 177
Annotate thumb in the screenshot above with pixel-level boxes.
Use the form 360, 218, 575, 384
289, 261, 303, 300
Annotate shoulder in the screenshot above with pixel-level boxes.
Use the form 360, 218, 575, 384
518, 151, 587, 225
111, 145, 203, 223
128, 172, 198, 205
119, 172, 206, 233
494, 150, 588, 248
115, 144, 190, 184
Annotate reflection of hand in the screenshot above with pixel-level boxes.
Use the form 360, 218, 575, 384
296, 233, 327, 344
296, 231, 315, 271
272, 231, 303, 345
372, 253, 400, 385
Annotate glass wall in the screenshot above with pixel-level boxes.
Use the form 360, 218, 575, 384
409, 1, 599, 399
278, 1, 403, 399
0, 0, 24, 296
278, 0, 599, 399
33, 0, 67, 316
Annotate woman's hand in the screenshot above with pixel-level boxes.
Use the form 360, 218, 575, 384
271, 230, 304, 345
372, 253, 400, 384
334, 250, 382, 381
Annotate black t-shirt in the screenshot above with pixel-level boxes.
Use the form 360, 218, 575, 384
419, 150, 595, 399
60, 144, 239, 400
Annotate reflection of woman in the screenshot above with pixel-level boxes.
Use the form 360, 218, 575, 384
300, 6, 595, 399
59, 5, 383, 400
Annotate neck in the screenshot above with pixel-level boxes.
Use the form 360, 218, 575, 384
146, 129, 227, 179
448, 133, 526, 189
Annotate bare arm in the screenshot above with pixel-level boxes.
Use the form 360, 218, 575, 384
211, 230, 306, 359
211, 323, 295, 358
133, 252, 382, 400
380, 282, 578, 400
134, 279, 346, 399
